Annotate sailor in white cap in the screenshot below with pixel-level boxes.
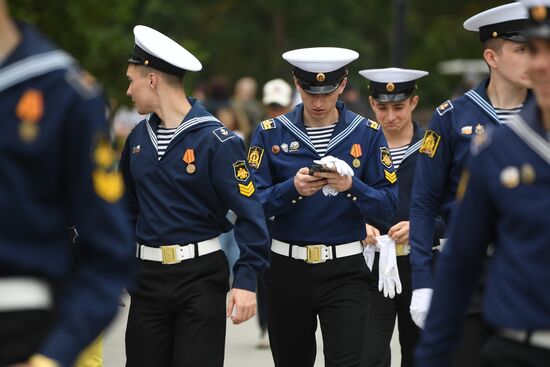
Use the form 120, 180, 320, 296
358, 68, 444, 367
121, 25, 270, 367
416, 2, 550, 366
248, 47, 397, 366
408, 3, 534, 367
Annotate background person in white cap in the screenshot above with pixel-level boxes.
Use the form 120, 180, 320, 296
120, 25, 270, 367
416, 1, 550, 365
0, 0, 135, 366
263, 78, 294, 119
408, 3, 534, 366
358, 68, 445, 367
248, 47, 398, 367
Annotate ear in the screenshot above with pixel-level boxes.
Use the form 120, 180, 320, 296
148, 73, 158, 89
337, 77, 348, 95
368, 96, 377, 110
483, 48, 498, 69
409, 95, 419, 112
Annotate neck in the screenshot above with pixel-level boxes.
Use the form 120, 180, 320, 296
0, 14, 21, 63
303, 107, 339, 127
383, 121, 414, 148
486, 76, 527, 109
156, 88, 192, 128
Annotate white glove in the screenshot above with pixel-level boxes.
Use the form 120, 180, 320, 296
362, 244, 376, 271
313, 156, 355, 177
313, 156, 354, 196
376, 235, 402, 299
410, 288, 433, 329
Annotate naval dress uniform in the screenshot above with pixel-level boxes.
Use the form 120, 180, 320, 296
249, 47, 398, 367
416, 96, 550, 367
0, 22, 134, 367
358, 68, 445, 367
409, 4, 532, 365
119, 26, 270, 367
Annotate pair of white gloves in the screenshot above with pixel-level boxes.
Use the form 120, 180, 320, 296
363, 235, 433, 328
363, 235, 402, 299
313, 156, 354, 196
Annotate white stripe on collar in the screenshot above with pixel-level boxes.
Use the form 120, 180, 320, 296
0, 51, 74, 93
506, 115, 550, 165
276, 115, 317, 152
464, 90, 501, 125
326, 115, 364, 152
401, 139, 423, 162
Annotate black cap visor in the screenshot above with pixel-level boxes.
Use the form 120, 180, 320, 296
372, 91, 413, 103
297, 79, 342, 95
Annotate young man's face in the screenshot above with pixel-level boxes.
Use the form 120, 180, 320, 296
369, 95, 418, 135
528, 38, 550, 112
126, 64, 154, 115
295, 78, 347, 123
493, 40, 532, 89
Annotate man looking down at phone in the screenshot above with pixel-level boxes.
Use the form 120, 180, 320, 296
247, 47, 397, 367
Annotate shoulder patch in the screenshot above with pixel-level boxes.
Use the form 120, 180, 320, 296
65, 68, 101, 100
260, 119, 276, 130
366, 119, 380, 130
436, 100, 454, 116
247, 146, 264, 169
419, 130, 441, 158
212, 126, 236, 142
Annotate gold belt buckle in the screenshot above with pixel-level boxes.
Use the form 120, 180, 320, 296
306, 245, 327, 264
160, 245, 181, 264
395, 243, 409, 257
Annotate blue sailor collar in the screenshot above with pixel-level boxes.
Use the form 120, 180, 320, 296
275, 100, 365, 155
518, 97, 547, 138
464, 79, 533, 126
145, 97, 221, 154
399, 121, 424, 163
0, 22, 75, 93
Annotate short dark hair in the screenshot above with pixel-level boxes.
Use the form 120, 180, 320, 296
482, 38, 506, 53
137, 65, 184, 88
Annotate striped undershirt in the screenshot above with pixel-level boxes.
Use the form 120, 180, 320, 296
495, 104, 523, 124
389, 144, 409, 170
305, 123, 336, 157
156, 126, 178, 159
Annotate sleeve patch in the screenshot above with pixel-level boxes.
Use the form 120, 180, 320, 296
233, 160, 251, 181
260, 119, 276, 130
247, 146, 264, 169
380, 147, 393, 168
419, 130, 441, 158
238, 181, 255, 197
213, 127, 236, 142
384, 170, 397, 184
366, 119, 380, 130
92, 134, 124, 203
436, 100, 454, 116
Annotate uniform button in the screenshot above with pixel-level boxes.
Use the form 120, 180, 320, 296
298, 196, 303, 200
346, 193, 352, 198
292, 200, 297, 204
352, 197, 357, 201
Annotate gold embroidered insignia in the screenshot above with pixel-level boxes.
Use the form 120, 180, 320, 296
380, 147, 393, 169
92, 134, 124, 202
436, 100, 453, 116
461, 126, 473, 135
419, 130, 441, 158
260, 119, 276, 130
366, 120, 380, 130
384, 170, 397, 184
247, 146, 264, 169
233, 160, 250, 182
456, 169, 470, 201
238, 181, 255, 197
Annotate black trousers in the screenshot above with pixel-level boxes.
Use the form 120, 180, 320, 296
482, 334, 550, 367
361, 255, 418, 367
0, 309, 55, 365
125, 251, 229, 367
451, 313, 493, 367
257, 270, 268, 332
266, 252, 371, 367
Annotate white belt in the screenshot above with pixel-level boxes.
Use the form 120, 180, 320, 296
499, 328, 550, 350
370, 239, 446, 257
137, 237, 221, 265
271, 239, 363, 264
0, 277, 53, 311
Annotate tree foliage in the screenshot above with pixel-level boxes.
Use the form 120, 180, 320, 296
10, 0, 507, 109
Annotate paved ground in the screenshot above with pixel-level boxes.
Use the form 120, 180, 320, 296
103, 294, 402, 367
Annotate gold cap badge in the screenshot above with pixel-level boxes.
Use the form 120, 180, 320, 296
386, 82, 395, 92
316, 73, 326, 82
532, 5, 548, 22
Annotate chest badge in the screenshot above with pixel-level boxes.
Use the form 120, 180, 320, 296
132, 145, 141, 154
272, 145, 280, 154
281, 143, 289, 153
350, 144, 362, 168
475, 124, 485, 135
290, 141, 300, 152
461, 126, 473, 135
247, 146, 264, 169
183, 148, 196, 174
521, 164, 536, 185
16, 89, 43, 143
